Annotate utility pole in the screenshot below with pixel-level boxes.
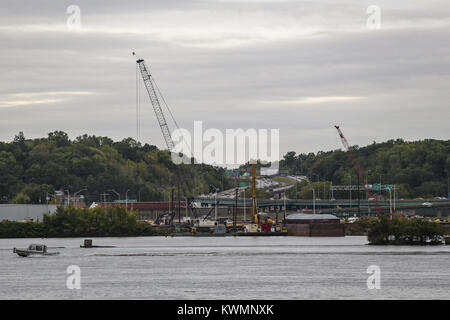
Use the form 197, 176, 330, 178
379, 174, 382, 198
185, 197, 188, 221
243, 188, 246, 223
214, 188, 218, 221
125, 189, 130, 212
178, 183, 181, 223
357, 174, 360, 216
170, 188, 174, 224
388, 189, 392, 213
283, 191, 286, 229
348, 174, 352, 208
46, 192, 51, 214
251, 163, 258, 225
312, 174, 320, 199
65, 190, 70, 207
447, 170, 449, 199
234, 187, 238, 229
393, 185, 396, 212
100, 192, 108, 203
330, 181, 333, 200
311, 188, 316, 215
323, 182, 326, 203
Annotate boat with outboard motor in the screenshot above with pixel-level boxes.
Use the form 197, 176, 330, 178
13, 244, 59, 257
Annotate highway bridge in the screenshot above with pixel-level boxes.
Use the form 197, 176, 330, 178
193, 197, 450, 216
99, 198, 450, 218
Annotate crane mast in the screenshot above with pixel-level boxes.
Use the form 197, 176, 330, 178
136, 58, 175, 152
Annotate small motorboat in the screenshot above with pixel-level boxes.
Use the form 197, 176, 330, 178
13, 244, 59, 257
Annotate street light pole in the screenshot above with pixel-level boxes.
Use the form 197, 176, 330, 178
446, 170, 450, 198
65, 190, 70, 207
46, 192, 51, 214
346, 174, 352, 208
393, 185, 396, 212
185, 197, 188, 221
379, 173, 382, 198
311, 173, 319, 197
108, 189, 120, 202
243, 188, 245, 223
73, 188, 87, 206
215, 189, 218, 221
311, 173, 319, 210
125, 189, 130, 212
310, 188, 316, 215
388, 188, 392, 214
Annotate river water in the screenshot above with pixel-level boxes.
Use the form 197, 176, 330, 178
0, 236, 448, 299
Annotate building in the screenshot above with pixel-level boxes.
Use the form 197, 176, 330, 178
285, 213, 345, 237
0, 204, 58, 221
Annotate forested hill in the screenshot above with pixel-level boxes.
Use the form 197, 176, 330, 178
0, 131, 231, 204
280, 138, 450, 198
1, 132, 449, 204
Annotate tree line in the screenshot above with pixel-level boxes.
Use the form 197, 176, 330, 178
1, 132, 448, 204
0, 206, 166, 238
279, 138, 450, 199
0, 131, 232, 204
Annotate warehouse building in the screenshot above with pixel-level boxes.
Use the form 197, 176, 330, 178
0, 204, 57, 221
286, 213, 345, 237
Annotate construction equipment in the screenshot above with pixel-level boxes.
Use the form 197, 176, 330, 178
136, 57, 175, 152
135, 54, 206, 226
202, 199, 222, 221
251, 163, 259, 224
334, 125, 384, 216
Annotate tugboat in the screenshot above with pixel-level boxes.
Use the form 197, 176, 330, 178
13, 244, 59, 257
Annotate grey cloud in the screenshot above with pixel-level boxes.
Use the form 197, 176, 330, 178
0, 0, 449, 159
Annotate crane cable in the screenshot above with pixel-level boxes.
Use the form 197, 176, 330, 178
150, 71, 193, 159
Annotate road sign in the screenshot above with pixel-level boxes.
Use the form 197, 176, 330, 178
226, 169, 240, 176
385, 184, 393, 190
373, 184, 381, 191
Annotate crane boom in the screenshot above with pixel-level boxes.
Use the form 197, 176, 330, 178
136, 58, 175, 152
334, 125, 384, 216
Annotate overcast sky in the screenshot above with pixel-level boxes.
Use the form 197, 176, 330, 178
0, 0, 449, 162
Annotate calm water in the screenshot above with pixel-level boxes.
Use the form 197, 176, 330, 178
0, 236, 449, 299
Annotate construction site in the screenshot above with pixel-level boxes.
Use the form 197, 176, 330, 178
93, 54, 450, 237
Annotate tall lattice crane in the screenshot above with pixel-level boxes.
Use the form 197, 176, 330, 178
136, 57, 175, 152
134, 53, 205, 225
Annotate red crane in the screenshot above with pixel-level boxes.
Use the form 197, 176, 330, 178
334, 125, 386, 217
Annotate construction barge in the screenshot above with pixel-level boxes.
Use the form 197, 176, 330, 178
152, 163, 344, 237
